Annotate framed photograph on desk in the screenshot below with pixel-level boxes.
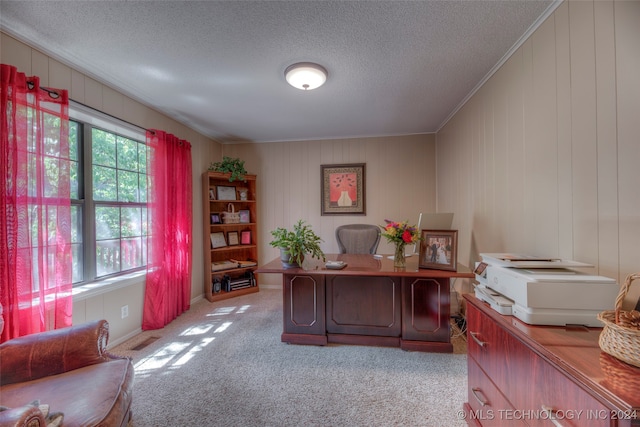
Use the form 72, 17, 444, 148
418, 230, 457, 271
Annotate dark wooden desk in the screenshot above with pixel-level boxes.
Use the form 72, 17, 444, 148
257, 254, 474, 352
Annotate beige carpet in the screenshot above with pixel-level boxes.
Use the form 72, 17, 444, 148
112, 287, 468, 427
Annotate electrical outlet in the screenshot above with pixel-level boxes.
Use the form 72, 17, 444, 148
121, 305, 129, 319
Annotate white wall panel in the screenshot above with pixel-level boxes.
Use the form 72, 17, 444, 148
437, 0, 640, 289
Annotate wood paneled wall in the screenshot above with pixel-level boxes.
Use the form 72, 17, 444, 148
436, 1, 640, 306
222, 134, 437, 283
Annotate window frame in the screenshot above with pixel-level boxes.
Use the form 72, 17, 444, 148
69, 102, 148, 286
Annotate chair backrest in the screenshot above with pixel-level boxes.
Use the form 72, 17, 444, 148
335, 224, 381, 254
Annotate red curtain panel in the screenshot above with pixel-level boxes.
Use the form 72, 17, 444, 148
143, 129, 193, 330
0, 64, 72, 342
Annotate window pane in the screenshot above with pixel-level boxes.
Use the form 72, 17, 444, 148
69, 121, 79, 199
69, 121, 78, 161
71, 204, 83, 283
92, 129, 116, 167
96, 239, 120, 277
93, 165, 117, 201
139, 173, 147, 203
121, 237, 142, 270
138, 144, 148, 174
72, 243, 83, 283
118, 170, 139, 202
117, 136, 139, 171
121, 207, 141, 237
95, 206, 120, 240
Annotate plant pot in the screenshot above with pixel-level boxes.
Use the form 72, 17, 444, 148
280, 248, 303, 268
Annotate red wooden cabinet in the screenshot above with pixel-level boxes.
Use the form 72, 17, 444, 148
464, 294, 640, 427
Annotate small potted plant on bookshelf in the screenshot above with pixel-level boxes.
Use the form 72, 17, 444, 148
269, 220, 326, 268
208, 156, 247, 182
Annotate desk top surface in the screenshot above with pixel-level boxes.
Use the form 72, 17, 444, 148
257, 253, 474, 278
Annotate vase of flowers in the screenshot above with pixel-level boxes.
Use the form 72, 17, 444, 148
380, 219, 421, 268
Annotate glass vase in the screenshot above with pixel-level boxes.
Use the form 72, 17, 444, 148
394, 242, 406, 268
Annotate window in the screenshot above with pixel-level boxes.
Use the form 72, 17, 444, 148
69, 104, 148, 285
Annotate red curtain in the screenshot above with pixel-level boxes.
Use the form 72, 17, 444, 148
0, 64, 72, 342
143, 130, 192, 330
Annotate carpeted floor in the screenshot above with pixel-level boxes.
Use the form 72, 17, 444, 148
111, 287, 468, 427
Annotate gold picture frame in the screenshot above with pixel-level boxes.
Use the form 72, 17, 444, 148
321, 163, 365, 215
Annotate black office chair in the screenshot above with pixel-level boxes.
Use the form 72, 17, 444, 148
335, 224, 381, 254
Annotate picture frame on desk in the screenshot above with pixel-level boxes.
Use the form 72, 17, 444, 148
320, 163, 366, 215
418, 230, 458, 271
216, 185, 237, 200
210, 232, 227, 249
227, 231, 239, 246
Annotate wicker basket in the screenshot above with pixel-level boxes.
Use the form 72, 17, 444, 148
221, 203, 240, 224
597, 272, 640, 368
599, 352, 640, 401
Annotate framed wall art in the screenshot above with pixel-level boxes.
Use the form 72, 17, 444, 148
418, 230, 458, 271
321, 163, 365, 215
241, 230, 252, 245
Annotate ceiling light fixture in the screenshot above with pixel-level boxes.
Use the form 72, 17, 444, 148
285, 62, 328, 91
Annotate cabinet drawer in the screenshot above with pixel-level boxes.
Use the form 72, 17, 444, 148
526, 351, 613, 427
467, 357, 527, 427
466, 302, 510, 389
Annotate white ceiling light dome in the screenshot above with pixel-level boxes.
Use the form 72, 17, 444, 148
285, 62, 328, 91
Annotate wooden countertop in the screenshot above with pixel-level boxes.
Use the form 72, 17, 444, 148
257, 253, 474, 278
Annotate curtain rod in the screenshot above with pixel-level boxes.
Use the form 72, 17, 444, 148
69, 99, 150, 134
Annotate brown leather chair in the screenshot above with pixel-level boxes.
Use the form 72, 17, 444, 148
335, 224, 381, 254
0, 310, 134, 427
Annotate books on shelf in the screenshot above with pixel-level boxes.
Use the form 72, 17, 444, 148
211, 259, 257, 272
229, 259, 257, 268
211, 260, 238, 272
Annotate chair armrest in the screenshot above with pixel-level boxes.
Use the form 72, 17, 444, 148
0, 405, 46, 427
0, 319, 115, 386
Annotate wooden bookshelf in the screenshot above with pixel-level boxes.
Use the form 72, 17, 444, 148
202, 171, 259, 302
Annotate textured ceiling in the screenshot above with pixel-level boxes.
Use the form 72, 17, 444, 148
1, 1, 556, 143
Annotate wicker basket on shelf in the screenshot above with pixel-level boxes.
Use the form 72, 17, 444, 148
221, 203, 240, 224
597, 272, 640, 368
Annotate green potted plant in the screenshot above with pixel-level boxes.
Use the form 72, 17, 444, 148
269, 220, 326, 268
209, 156, 247, 182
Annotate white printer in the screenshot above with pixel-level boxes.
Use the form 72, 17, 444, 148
474, 253, 619, 327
